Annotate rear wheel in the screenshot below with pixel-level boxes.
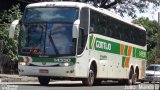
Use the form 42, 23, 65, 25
38, 76, 50, 86
127, 69, 135, 85
133, 73, 137, 85
82, 66, 95, 86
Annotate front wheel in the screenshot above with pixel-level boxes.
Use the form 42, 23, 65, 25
38, 76, 50, 86
82, 66, 95, 86
93, 79, 102, 85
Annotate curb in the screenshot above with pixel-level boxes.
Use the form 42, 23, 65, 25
0, 74, 38, 82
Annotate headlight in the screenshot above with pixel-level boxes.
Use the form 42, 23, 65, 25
64, 63, 70, 66
19, 62, 30, 66
59, 62, 74, 67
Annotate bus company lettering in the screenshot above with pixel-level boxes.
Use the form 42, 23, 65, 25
139, 51, 146, 58
96, 40, 111, 51
54, 58, 71, 63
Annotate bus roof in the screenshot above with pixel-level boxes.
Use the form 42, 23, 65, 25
26, 1, 145, 31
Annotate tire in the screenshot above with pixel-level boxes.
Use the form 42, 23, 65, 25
82, 66, 95, 86
38, 77, 50, 86
118, 80, 126, 85
141, 80, 144, 83
133, 73, 137, 85
93, 79, 102, 86
126, 69, 135, 85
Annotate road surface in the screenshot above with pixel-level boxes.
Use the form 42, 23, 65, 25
0, 81, 160, 90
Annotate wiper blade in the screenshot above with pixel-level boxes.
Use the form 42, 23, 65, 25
48, 35, 60, 55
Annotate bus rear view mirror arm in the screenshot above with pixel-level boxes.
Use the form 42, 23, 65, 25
9, 20, 19, 38
72, 19, 80, 38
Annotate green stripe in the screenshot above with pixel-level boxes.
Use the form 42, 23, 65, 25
18, 57, 76, 63
135, 49, 146, 59
89, 36, 146, 59
18, 57, 24, 62
133, 47, 136, 57
122, 56, 126, 68
124, 45, 128, 56
89, 35, 93, 49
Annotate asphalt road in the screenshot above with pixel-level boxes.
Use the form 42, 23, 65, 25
0, 81, 160, 90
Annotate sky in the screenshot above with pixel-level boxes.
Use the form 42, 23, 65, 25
122, 4, 160, 22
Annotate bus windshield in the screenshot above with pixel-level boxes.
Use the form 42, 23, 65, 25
19, 23, 76, 56
24, 7, 78, 23
19, 7, 79, 57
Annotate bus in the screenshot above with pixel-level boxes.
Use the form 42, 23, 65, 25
9, 1, 146, 86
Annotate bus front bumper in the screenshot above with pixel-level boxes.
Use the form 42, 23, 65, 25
18, 65, 75, 77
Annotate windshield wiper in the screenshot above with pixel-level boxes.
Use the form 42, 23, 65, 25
48, 35, 60, 55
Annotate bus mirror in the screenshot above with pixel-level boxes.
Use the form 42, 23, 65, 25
72, 20, 80, 38
9, 20, 19, 38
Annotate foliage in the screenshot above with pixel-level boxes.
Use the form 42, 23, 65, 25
147, 47, 157, 64
6, 0, 160, 18
82, 0, 160, 18
112, 0, 160, 18
132, 17, 158, 64
0, 4, 22, 60
132, 17, 158, 43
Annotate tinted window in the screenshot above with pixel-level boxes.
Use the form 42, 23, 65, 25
90, 10, 146, 46
147, 66, 160, 71
78, 7, 89, 54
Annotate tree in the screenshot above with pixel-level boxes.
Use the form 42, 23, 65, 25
0, 4, 22, 60
20, 0, 160, 18
1, 0, 160, 18
110, 0, 160, 18
132, 17, 158, 64
84, 0, 160, 18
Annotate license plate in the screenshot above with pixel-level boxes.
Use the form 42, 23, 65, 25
39, 69, 49, 74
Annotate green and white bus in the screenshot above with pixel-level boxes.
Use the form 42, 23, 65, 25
9, 1, 146, 86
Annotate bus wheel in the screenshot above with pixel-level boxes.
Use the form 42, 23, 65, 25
133, 73, 137, 84
141, 80, 144, 83
82, 66, 95, 86
118, 80, 126, 85
93, 79, 102, 86
38, 76, 50, 86
127, 69, 135, 85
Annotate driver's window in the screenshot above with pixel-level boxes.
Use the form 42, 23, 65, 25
77, 7, 89, 55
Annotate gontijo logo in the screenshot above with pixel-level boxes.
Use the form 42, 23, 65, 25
96, 40, 112, 51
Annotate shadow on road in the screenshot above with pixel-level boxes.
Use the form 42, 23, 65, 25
14, 81, 141, 87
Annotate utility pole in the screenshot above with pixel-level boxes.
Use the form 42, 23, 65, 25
158, 12, 160, 90
155, 13, 160, 63
157, 12, 160, 63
